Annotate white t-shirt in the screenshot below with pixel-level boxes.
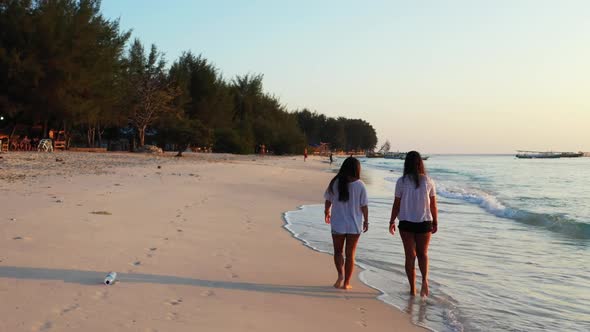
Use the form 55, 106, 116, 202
324, 179, 369, 234
395, 175, 436, 223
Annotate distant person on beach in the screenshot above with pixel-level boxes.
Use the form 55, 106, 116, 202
324, 157, 369, 290
329, 153, 333, 165
304, 148, 308, 162
388, 151, 438, 297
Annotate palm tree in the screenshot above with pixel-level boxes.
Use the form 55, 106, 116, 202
231, 74, 264, 123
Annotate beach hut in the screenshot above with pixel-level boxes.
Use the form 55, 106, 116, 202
0, 135, 8, 152
308, 142, 331, 156
50, 130, 67, 150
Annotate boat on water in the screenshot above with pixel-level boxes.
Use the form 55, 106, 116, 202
366, 151, 384, 158
516, 150, 584, 159
365, 142, 431, 160
384, 152, 429, 160
384, 151, 405, 159
366, 140, 390, 158
516, 151, 561, 159
560, 152, 584, 158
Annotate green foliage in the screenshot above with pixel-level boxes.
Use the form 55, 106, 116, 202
0, 1, 378, 154
213, 128, 246, 153
295, 110, 377, 151
157, 114, 211, 156
124, 39, 179, 146
0, 0, 130, 142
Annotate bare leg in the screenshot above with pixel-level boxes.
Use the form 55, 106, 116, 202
415, 232, 432, 297
400, 231, 417, 295
342, 234, 361, 289
332, 234, 345, 288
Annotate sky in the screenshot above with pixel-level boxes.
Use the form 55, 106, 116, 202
101, 0, 590, 154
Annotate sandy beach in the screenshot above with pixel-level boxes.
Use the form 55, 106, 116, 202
0, 152, 423, 332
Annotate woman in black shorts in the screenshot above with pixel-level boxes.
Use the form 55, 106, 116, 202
388, 151, 438, 297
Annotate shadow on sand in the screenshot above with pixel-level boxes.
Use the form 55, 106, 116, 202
0, 266, 374, 299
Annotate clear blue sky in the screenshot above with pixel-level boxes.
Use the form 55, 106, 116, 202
102, 0, 590, 153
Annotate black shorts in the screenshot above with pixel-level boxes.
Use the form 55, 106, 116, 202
398, 220, 433, 233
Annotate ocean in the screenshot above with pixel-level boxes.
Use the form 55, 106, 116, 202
284, 155, 590, 332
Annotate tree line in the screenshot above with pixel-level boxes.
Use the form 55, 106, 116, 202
295, 109, 377, 152
0, 0, 378, 155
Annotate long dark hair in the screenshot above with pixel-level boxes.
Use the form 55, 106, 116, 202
328, 157, 361, 202
404, 151, 426, 188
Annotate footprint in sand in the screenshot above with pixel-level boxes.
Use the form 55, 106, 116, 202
92, 290, 108, 300
357, 307, 368, 328
132, 261, 141, 266
165, 298, 183, 306
90, 211, 112, 216
53, 303, 79, 316
32, 321, 53, 332
165, 312, 178, 321
146, 247, 158, 258
200, 290, 215, 297
12, 235, 32, 241
244, 215, 254, 231
224, 263, 239, 278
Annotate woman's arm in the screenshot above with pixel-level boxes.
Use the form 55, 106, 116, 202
430, 196, 438, 234
361, 205, 369, 232
324, 200, 332, 224
389, 197, 401, 235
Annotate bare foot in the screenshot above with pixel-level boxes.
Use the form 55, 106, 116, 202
409, 288, 416, 296
341, 284, 352, 290
420, 280, 429, 297
333, 277, 343, 289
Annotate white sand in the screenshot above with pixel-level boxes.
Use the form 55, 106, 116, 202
0, 152, 424, 331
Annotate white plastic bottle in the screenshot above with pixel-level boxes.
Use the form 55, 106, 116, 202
104, 272, 117, 285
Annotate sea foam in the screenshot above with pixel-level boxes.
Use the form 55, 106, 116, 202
437, 185, 590, 239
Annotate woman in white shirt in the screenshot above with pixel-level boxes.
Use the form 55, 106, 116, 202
324, 157, 369, 290
389, 151, 438, 297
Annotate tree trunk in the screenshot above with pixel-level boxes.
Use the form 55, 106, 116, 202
176, 143, 188, 157
63, 120, 69, 150
139, 126, 146, 147
43, 118, 49, 138
97, 123, 103, 148
87, 126, 96, 147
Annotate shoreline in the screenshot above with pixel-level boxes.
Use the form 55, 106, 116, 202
0, 152, 424, 331
284, 204, 435, 332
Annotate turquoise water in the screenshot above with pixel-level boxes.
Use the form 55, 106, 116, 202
284, 155, 590, 332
